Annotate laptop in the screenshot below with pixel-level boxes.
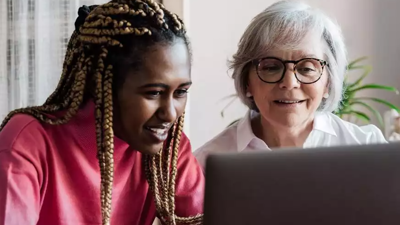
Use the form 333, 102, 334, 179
203, 143, 400, 225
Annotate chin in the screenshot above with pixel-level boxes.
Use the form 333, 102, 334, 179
269, 114, 303, 127
129, 142, 163, 156
145, 144, 164, 155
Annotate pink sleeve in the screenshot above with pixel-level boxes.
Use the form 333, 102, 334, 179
174, 133, 205, 218
0, 149, 41, 225
0, 115, 44, 225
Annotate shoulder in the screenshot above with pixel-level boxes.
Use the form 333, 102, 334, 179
0, 114, 49, 151
194, 123, 238, 171
195, 124, 237, 154
177, 131, 191, 153
325, 112, 387, 144
173, 132, 206, 218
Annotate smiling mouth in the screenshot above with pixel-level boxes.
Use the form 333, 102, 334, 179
273, 99, 306, 104
146, 127, 169, 135
144, 126, 171, 143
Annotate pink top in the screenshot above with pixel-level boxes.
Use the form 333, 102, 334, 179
0, 101, 204, 225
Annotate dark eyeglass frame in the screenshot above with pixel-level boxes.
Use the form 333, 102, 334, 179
251, 57, 329, 84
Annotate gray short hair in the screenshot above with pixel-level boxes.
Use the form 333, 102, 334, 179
230, 0, 348, 112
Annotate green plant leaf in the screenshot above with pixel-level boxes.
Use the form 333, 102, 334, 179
219, 93, 238, 102
339, 110, 370, 122
349, 84, 399, 93
354, 97, 400, 113
347, 65, 370, 71
220, 96, 239, 118
350, 101, 384, 127
347, 56, 368, 69
347, 65, 372, 89
227, 118, 241, 127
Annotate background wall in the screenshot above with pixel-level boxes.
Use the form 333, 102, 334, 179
187, 0, 400, 150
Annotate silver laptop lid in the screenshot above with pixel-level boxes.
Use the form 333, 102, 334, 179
204, 143, 400, 225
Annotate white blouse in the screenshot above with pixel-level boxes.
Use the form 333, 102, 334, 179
194, 110, 388, 172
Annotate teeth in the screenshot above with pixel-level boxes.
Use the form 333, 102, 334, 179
148, 128, 167, 135
278, 100, 300, 103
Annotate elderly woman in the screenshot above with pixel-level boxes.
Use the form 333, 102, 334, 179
195, 1, 387, 171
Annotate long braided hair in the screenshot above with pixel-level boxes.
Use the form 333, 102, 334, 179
0, 1, 202, 224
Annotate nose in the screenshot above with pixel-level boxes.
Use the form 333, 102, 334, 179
278, 65, 300, 89
157, 97, 178, 123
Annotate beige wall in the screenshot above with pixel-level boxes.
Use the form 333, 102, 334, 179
163, 0, 184, 19
186, 0, 400, 150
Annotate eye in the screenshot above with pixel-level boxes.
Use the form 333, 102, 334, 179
174, 89, 189, 98
145, 91, 162, 98
262, 66, 280, 71
298, 67, 316, 72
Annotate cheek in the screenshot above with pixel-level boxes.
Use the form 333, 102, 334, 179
247, 70, 258, 92
302, 85, 323, 98
305, 76, 329, 100
117, 92, 157, 130
176, 98, 188, 115
248, 72, 275, 99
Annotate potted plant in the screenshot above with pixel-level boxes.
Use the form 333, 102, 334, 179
220, 56, 400, 129
335, 56, 399, 127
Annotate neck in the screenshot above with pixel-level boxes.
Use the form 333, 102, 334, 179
252, 114, 314, 149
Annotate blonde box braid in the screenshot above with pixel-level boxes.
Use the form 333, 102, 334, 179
0, 1, 202, 224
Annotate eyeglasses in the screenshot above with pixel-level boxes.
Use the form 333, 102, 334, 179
252, 57, 328, 84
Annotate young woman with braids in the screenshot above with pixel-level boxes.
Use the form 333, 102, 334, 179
0, 1, 204, 225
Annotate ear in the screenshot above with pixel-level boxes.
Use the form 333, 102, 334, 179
323, 84, 330, 99
246, 84, 253, 98
323, 77, 330, 98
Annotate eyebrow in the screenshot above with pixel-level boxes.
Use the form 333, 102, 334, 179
299, 53, 319, 58
262, 53, 320, 60
139, 82, 192, 89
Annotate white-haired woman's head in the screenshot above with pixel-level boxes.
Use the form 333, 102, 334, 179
230, 0, 347, 126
